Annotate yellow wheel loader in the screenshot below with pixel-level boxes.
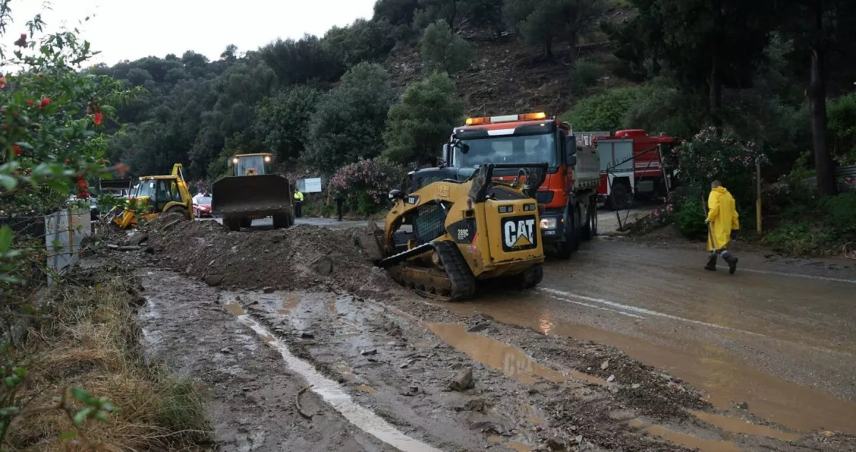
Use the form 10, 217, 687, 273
212, 153, 293, 231
113, 163, 193, 229
367, 163, 547, 300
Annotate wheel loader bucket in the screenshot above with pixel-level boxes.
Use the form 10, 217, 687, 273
212, 174, 292, 219
354, 221, 385, 263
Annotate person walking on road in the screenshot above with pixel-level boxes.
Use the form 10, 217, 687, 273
704, 180, 740, 274
293, 189, 304, 218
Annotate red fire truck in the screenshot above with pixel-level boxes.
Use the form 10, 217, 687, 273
445, 112, 600, 258
593, 129, 677, 209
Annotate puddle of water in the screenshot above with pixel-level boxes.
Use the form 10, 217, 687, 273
690, 410, 801, 442
224, 302, 246, 316
436, 297, 856, 434
629, 418, 740, 452
237, 314, 441, 452
427, 323, 606, 387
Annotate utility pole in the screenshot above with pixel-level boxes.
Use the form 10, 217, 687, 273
755, 156, 762, 234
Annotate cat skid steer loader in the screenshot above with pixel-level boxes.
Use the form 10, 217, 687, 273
364, 163, 547, 301
113, 163, 193, 229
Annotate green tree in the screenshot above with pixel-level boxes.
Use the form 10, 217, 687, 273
304, 63, 396, 171
383, 72, 464, 165
260, 35, 343, 86
420, 20, 473, 74
613, 0, 776, 116
253, 86, 322, 162
322, 19, 396, 68
774, 0, 856, 195
503, 0, 605, 62
561, 86, 642, 131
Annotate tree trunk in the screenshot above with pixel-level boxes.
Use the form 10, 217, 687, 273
708, 52, 722, 122
568, 30, 578, 66
809, 0, 836, 196
810, 46, 835, 195
544, 36, 554, 60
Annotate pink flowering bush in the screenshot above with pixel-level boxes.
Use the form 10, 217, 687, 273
328, 158, 405, 214
670, 127, 765, 236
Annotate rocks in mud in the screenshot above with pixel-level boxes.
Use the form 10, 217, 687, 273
125, 232, 149, 246
310, 256, 334, 276
600, 359, 609, 370
360, 348, 378, 356
606, 374, 615, 383
205, 274, 224, 287
450, 367, 475, 391
262, 286, 275, 293
299, 331, 315, 339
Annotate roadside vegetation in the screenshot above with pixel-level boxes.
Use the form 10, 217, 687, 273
0, 2, 208, 448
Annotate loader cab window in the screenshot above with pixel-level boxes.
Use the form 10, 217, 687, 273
234, 155, 268, 176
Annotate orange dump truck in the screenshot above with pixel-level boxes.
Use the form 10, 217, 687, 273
445, 112, 600, 258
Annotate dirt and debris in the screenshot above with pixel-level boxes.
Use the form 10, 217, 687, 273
84, 218, 856, 451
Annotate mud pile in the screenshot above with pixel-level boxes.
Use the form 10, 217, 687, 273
145, 219, 399, 297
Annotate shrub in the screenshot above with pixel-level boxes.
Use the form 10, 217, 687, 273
383, 72, 464, 165
821, 192, 856, 234
328, 159, 406, 215
828, 92, 856, 164
419, 20, 473, 74
570, 59, 603, 95
561, 86, 641, 131
304, 63, 396, 171
676, 127, 764, 212
763, 223, 835, 256
672, 197, 707, 240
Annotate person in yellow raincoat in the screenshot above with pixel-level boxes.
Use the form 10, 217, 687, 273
705, 180, 740, 274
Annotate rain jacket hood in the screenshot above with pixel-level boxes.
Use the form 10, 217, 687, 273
706, 186, 739, 251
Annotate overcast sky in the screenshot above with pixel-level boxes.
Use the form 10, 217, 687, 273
10, 0, 377, 66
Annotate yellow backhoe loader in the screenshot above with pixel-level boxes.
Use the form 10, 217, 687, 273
113, 163, 193, 229
365, 163, 547, 300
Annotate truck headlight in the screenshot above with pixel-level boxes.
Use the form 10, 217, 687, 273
540, 217, 557, 230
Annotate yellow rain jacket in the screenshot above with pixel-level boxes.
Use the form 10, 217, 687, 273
706, 186, 739, 251
294, 191, 304, 202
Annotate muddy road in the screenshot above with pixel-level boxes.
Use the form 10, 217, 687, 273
106, 217, 855, 451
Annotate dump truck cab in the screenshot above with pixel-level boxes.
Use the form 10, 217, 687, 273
446, 113, 599, 258
212, 153, 294, 231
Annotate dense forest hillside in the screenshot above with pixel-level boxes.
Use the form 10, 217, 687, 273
92, 0, 856, 200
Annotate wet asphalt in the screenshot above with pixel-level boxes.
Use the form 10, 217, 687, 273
437, 237, 856, 434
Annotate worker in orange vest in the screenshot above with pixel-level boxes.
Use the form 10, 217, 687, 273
704, 180, 740, 274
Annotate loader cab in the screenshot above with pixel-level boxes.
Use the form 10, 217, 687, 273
132, 177, 187, 213
229, 153, 273, 176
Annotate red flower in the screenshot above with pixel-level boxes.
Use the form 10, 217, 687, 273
0, 76, 6, 90
12, 144, 22, 157
93, 111, 103, 126
76, 176, 90, 199
25, 99, 34, 106
14, 33, 26, 47
39, 97, 51, 108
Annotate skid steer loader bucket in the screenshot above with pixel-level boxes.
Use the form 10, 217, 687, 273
212, 174, 292, 218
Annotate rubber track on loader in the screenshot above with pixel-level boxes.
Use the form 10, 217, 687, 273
433, 241, 477, 300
